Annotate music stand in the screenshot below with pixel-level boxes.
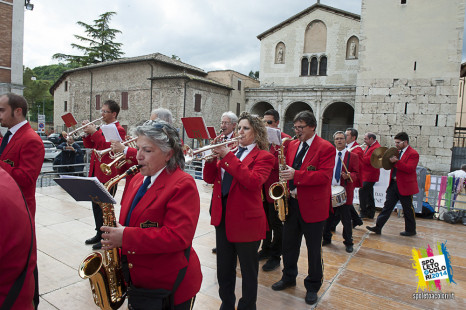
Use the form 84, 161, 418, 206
61, 113, 78, 128
54, 176, 116, 204
181, 117, 210, 147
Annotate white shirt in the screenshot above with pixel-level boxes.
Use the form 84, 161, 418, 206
448, 170, 466, 178
332, 148, 347, 186
399, 145, 408, 160
346, 141, 356, 149
6, 120, 28, 142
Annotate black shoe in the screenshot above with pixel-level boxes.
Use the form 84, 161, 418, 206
345, 245, 354, 253
352, 219, 363, 228
262, 257, 281, 272
305, 291, 318, 305
366, 226, 381, 234
92, 241, 102, 250
212, 247, 217, 254
85, 235, 100, 245
359, 213, 368, 219
400, 231, 416, 236
271, 279, 296, 291
258, 250, 271, 261
322, 239, 331, 246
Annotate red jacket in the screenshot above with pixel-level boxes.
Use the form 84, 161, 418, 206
203, 146, 275, 242
263, 132, 292, 203
391, 145, 419, 196
83, 122, 126, 184
0, 122, 44, 218
286, 135, 335, 223
339, 151, 359, 205
0, 168, 36, 310
119, 168, 202, 305
361, 141, 381, 183
348, 142, 363, 188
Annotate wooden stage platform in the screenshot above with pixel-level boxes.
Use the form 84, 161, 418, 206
35, 180, 465, 309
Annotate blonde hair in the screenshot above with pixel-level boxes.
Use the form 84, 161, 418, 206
237, 112, 269, 150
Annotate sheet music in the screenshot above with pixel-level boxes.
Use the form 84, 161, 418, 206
100, 123, 123, 142
55, 175, 117, 204
267, 127, 282, 145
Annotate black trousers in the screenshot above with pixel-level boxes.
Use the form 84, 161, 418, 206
216, 197, 261, 310
281, 198, 325, 293
359, 181, 376, 218
328, 204, 362, 230
91, 184, 117, 237
260, 201, 283, 259
323, 204, 353, 246
175, 296, 196, 310
375, 181, 416, 233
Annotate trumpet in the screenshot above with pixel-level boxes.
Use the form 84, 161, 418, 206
184, 137, 241, 164
100, 153, 127, 175
65, 117, 103, 140
93, 137, 138, 161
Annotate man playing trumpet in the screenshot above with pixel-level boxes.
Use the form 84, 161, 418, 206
82, 99, 126, 250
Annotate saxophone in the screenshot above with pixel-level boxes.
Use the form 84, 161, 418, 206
78, 165, 141, 310
269, 138, 291, 221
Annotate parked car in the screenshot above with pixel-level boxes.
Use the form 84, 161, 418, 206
43, 140, 61, 161
47, 133, 61, 145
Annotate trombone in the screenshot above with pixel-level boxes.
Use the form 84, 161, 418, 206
97, 137, 138, 175
65, 117, 104, 140
184, 137, 241, 164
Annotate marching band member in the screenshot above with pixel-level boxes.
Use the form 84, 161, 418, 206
367, 132, 419, 236
101, 120, 201, 310
345, 128, 364, 228
359, 132, 381, 219
203, 112, 274, 310
82, 99, 126, 250
0, 93, 43, 308
259, 109, 291, 272
271, 111, 334, 306
322, 131, 359, 253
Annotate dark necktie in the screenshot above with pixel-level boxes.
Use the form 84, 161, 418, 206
392, 150, 403, 179
221, 146, 247, 197
125, 177, 152, 226
364, 144, 371, 154
0, 130, 12, 156
335, 151, 342, 182
289, 142, 309, 191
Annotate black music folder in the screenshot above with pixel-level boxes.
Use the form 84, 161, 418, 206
54, 176, 117, 204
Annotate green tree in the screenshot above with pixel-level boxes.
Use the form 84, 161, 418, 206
249, 70, 259, 79
23, 67, 54, 123
33, 63, 79, 82
53, 12, 124, 66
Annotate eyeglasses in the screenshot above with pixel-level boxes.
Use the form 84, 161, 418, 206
220, 121, 231, 125
292, 125, 309, 131
100, 110, 112, 114
263, 120, 273, 125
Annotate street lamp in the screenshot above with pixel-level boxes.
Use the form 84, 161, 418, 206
25, 0, 34, 11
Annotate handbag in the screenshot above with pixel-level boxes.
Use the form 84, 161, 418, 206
122, 246, 191, 310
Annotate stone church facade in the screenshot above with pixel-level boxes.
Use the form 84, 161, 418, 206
246, 0, 465, 173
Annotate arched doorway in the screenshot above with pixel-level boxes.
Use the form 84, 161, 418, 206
250, 101, 274, 116
284, 102, 313, 136
321, 102, 354, 141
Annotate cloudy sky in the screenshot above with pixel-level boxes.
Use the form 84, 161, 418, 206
23, 0, 466, 76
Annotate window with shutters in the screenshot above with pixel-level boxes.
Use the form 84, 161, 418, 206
319, 56, 327, 76
301, 58, 309, 76
64, 101, 67, 112
96, 95, 101, 110
121, 92, 128, 110
194, 94, 202, 112
310, 57, 318, 76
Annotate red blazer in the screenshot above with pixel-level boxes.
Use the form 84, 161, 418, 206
391, 145, 419, 196
0, 168, 36, 310
263, 132, 292, 203
0, 123, 44, 218
83, 122, 126, 184
339, 151, 359, 205
286, 135, 335, 223
361, 141, 381, 183
119, 168, 202, 305
203, 146, 275, 242
348, 142, 363, 188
